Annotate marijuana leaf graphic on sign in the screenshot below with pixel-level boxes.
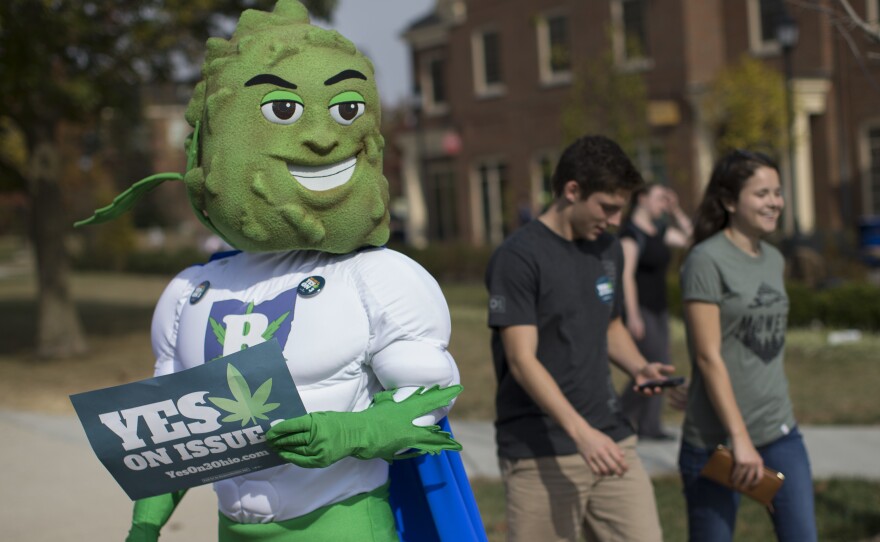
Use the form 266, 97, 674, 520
208, 364, 281, 427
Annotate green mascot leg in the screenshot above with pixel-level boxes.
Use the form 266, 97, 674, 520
126, 490, 187, 542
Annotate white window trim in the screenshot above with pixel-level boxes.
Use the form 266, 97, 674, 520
610, 0, 654, 71
471, 27, 506, 98
419, 51, 449, 117
747, 0, 782, 56
536, 11, 573, 87
470, 158, 507, 245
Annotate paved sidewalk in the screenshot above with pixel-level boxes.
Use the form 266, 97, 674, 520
3, 410, 879, 542
450, 420, 880, 480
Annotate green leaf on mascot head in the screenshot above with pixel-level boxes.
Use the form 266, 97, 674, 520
74, 172, 184, 228
182, 0, 391, 254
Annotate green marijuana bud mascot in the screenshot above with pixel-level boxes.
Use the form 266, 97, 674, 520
79, 1, 470, 540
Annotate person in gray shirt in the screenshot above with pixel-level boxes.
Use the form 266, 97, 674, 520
678, 149, 817, 542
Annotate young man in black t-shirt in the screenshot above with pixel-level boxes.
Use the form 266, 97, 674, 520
486, 135, 673, 541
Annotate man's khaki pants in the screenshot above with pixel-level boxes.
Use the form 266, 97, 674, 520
499, 435, 662, 542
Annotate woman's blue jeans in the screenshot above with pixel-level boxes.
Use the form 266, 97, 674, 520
678, 427, 817, 542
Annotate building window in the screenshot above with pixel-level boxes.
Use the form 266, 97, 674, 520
633, 141, 669, 184
865, 125, 880, 215
611, 0, 652, 69
474, 161, 509, 245
537, 13, 572, 85
419, 52, 448, 115
425, 162, 458, 241
472, 28, 505, 97
748, 0, 784, 55
531, 152, 558, 212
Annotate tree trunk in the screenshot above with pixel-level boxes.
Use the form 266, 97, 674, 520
28, 135, 88, 359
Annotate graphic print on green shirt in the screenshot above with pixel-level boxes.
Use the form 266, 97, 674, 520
734, 282, 787, 363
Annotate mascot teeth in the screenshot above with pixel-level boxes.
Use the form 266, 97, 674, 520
288, 157, 357, 191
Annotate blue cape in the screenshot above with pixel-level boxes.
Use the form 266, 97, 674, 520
389, 418, 488, 541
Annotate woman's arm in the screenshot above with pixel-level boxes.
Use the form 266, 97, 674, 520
664, 189, 693, 248
620, 237, 645, 340
684, 300, 763, 489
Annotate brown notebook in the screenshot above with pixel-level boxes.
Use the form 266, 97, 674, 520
699, 446, 785, 508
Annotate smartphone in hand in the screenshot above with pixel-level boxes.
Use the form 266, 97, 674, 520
637, 376, 686, 391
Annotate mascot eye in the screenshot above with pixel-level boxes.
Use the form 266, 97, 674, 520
260, 90, 304, 125
261, 101, 303, 124
329, 102, 365, 125
328, 91, 366, 126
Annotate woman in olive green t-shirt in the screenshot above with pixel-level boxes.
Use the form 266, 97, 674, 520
678, 150, 817, 542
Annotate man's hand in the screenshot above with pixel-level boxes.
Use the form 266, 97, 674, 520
574, 425, 628, 477
267, 385, 462, 468
632, 362, 676, 396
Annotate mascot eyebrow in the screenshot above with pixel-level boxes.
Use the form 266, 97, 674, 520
243, 70, 366, 90
323, 69, 368, 86
245, 74, 298, 89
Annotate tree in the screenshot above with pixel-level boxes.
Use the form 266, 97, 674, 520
832, 0, 880, 43
561, 50, 649, 160
0, 0, 337, 359
789, 0, 880, 75
703, 56, 788, 156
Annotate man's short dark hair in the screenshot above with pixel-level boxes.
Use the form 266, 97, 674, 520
551, 135, 644, 199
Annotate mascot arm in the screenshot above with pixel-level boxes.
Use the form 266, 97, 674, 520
267, 384, 461, 468
150, 267, 204, 377
373, 340, 461, 426
268, 250, 463, 469
125, 490, 187, 542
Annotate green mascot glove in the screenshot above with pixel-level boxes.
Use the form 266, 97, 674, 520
125, 490, 187, 542
267, 385, 463, 468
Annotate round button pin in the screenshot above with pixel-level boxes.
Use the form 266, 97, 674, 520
297, 276, 325, 297
190, 281, 210, 304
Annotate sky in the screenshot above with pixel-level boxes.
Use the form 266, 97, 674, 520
316, 0, 434, 106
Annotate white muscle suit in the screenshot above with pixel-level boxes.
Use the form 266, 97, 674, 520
150, 247, 460, 523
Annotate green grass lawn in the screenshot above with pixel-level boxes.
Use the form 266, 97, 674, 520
443, 282, 880, 426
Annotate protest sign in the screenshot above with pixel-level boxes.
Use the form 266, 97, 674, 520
70, 340, 305, 500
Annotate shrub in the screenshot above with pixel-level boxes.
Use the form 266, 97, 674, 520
786, 281, 823, 328
666, 274, 683, 320
389, 242, 494, 282
74, 245, 209, 275
816, 282, 880, 331
668, 275, 880, 331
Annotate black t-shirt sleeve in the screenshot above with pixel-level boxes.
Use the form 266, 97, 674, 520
618, 221, 637, 241
486, 244, 537, 328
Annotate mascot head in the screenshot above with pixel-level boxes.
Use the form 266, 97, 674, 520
80, 0, 390, 254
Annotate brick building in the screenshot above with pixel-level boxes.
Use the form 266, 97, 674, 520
397, 0, 880, 249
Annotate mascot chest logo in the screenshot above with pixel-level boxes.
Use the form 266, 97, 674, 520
204, 290, 297, 361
